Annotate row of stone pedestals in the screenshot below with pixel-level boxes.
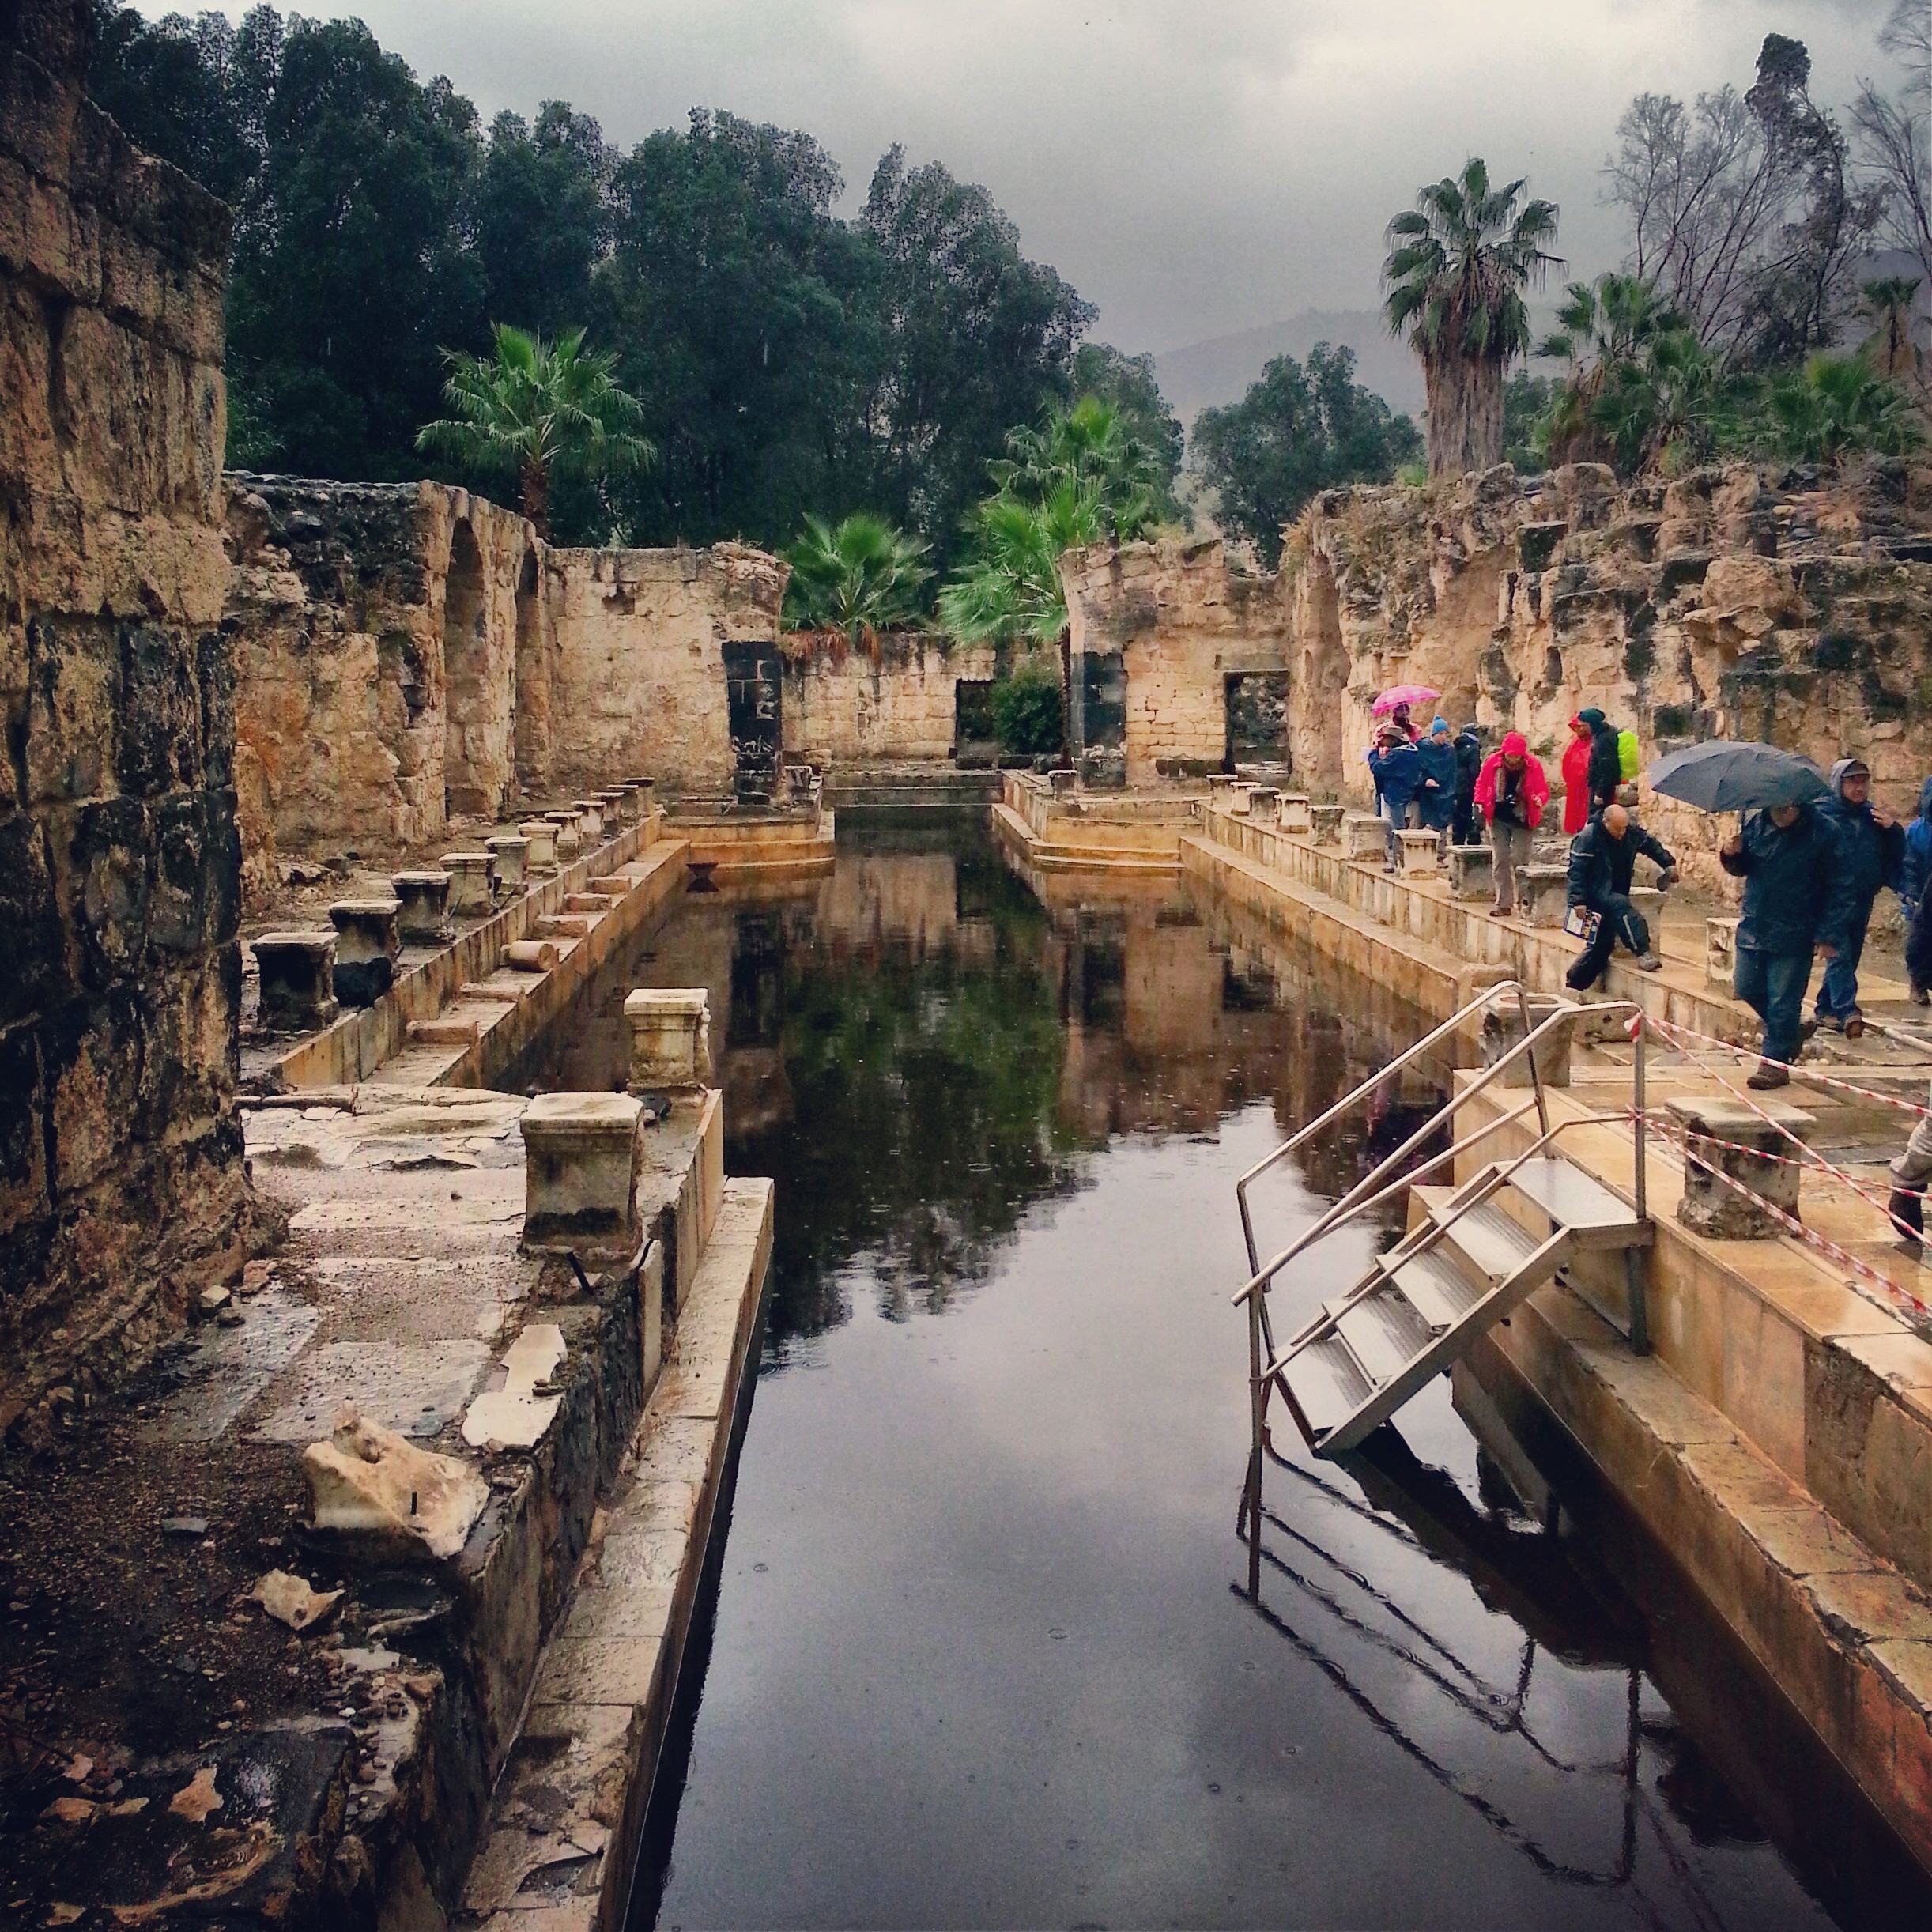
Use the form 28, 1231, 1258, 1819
254, 778, 657, 1029
519, 988, 713, 1251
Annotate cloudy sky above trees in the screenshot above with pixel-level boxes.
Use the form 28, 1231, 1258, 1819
138, 0, 1903, 352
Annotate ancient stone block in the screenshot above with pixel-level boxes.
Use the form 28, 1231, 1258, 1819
572, 800, 604, 842
1448, 843, 1494, 900
485, 834, 528, 894
1279, 794, 1312, 832
518, 821, 558, 874
440, 851, 494, 918
1707, 916, 1742, 992
625, 988, 712, 1092
1311, 804, 1345, 846
326, 898, 401, 1006
1248, 787, 1280, 824
255, 931, 338, 1031
519, 1092, 643, 1255
1666, 1096, 1815, 1238
302, 1409, 487, 1560
1343, 813, 1386, 860
1398, 828, 1440, 874
1479, 994, 1576, 1089
391, 870, 452, 945
1519, 864, 1571, 928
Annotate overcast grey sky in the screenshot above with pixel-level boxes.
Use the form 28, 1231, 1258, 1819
141, 0, 1901, 353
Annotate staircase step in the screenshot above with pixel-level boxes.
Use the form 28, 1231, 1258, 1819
1330, 1288, 1434, 1386
1277, 1335, 1373, 1443
1383, 1243, 1485, 1330
1504, 1157, 1643, 1245
1429, 1197, 1544, 1284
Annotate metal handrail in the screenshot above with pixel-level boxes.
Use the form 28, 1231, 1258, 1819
1235, 978, 1538, 1274
1233, 994, 1592, 1306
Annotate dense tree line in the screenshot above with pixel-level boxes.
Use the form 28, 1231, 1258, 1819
86, 5, 1120, 559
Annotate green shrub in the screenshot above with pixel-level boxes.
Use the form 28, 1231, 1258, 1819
991, 661, 1064, 756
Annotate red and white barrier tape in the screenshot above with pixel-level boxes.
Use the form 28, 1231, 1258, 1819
1640, 1012, 1932, 1121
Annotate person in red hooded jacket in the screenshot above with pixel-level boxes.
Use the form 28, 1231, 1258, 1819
1560, 714, 1594, 836
1474, 731, 1550, 917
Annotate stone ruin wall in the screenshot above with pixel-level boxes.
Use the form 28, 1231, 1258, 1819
1, 0, 262, 1438
541, 541, 786, 801
781, 631, 999, 765
1291, 460, 1932, 891
221, 483, 788, 881
1062, 537, 1292, 783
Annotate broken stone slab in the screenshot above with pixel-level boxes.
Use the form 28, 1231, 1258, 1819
537, 913, 591, 939
564, 892, 618, 915
1666, 1095, 1816, 1238
327, 898, 402, 1007
625, 987, 713, 1092
252, 1568, 343, 1632
303, 1409, 488, 1560
519, 820, 559, 874
462, 1322, 568, 1449
253, 932, 339, 1031
519, 1092, 643, 1255
406, 1017, 480, 1049
1707, 915, 1742, 993
1279, 794, 1312, 832
1447, 842, 1494, 901
502, 939, 560, 972
1397, 828, 1441, 874
391, 870, 453, 945
1343, 813, 1386, 860
485, 834, 529, 894
440, 852, 495, 919
1519, 864, 1572, 928
1310, 803, 1345, 845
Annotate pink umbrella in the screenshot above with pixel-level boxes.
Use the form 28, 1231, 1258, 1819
1372, 684, 1439, 717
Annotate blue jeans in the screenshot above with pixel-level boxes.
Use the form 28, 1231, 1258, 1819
1815, 898, 1874, 1021
1735, 945, 1813, 1065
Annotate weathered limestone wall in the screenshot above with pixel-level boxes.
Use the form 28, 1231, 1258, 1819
226, 477, 538, 874
1291, 461, 1932, 887
541, 544, 787, 799
782, 632, 998, 764
1062, 538, 1290, 783
1, 0, 257, 1436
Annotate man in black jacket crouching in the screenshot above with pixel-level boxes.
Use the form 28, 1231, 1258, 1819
1564, 803, 1677, 990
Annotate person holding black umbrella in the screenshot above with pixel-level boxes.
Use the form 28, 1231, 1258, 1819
1720, 802, 1851, 1088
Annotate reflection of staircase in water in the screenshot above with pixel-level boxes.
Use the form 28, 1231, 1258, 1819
1243, 1430, 1749, 1923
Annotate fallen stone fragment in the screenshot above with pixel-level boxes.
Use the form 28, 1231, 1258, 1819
168, 1764, 223, 1822
198, 1285, 232, 1318
62, 1754, 92, 1783
251, 1568, 344, 1632
303, 1409, 487, 1560
240, 1260, 277, 1295
462, 1323, 567, 1449
160, 1516, 209, 1537
40, 1795, 95, 1824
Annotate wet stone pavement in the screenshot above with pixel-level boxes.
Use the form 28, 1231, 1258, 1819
515, 826, 1930, 1931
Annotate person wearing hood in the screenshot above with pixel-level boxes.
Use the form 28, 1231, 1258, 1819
1473, 731, 1549, 916
1583, 709, 1623, 815
1452, 724, 1484, 846
1564, 802, 1677, 987
1813, 757, 1904, 1037
1721, 801, 1852, 1089
1416, 717, 1459, 857
1885, 890, 1932, 1241
1900, 774, 1932, 1004
1367, 723, 1424, 867
1561, 714, 1596, 836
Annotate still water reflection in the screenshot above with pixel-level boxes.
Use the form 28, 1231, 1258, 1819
521, 826, 1924, 1930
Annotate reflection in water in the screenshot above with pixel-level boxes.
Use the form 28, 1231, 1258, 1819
526, 827, 1926, 1930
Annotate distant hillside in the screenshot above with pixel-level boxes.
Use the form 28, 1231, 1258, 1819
1153, 310, 1427, 437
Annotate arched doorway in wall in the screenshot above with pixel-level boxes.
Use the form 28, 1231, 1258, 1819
443, 519, 489, 817
512, 545, 545, 797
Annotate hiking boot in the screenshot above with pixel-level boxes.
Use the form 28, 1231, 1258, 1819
1911, 981, 1929, 1007
1887, 1187, 1925, 1245
1489, 904, 1509, 919
1813, 1011, 1845, 1035
1798, 1017, 1820, 1043
1748, 1061, 1790, 1090
1636, 953, 1663, 972
1843, 1012, 1866, 1040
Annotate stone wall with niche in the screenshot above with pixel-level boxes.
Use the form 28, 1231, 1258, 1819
781, 631, 1000, 764
1061, 538, 1292, 784
1, 0, 263, 1439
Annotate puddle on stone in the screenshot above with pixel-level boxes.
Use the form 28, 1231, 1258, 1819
139, 1291, 321, 1445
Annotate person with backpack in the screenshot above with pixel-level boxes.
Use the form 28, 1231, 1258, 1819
1474, 731, 1549, 916
1563, 802, 1677, 988
1452, 724, 1484, 846
1579, 708, 1623, 815
1416, 717, 1459, 858
1813, 757, 1904, 1038
1901, 775, 1932, 1005
1560, 715, 1594, 836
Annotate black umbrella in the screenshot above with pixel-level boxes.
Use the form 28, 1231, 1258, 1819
1646, 740, 1833, 813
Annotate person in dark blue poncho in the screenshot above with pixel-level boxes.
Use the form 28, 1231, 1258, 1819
1813, 758, 1904, 1037
1415, 718, 1459, 859
1366, 723, 1422, 870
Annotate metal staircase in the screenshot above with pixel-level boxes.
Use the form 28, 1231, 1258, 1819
1236, 984, 1653, 1474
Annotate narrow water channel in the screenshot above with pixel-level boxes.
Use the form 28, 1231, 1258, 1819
519, 824, 1928, 1930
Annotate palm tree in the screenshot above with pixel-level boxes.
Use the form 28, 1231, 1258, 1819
1382, 160, 1561, 479
417, 324, 652, 540
1591, 326, 1734, 474
1755, 350, 1925, 463
991, 394, 1161, 536
1858, 277, 1923, 383
1537, 273, 1684, 465
783, 513, 932, 651
938, 476, 1112, 647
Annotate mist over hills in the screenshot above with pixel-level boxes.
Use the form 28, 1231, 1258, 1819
1152, 309, 1428, 437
